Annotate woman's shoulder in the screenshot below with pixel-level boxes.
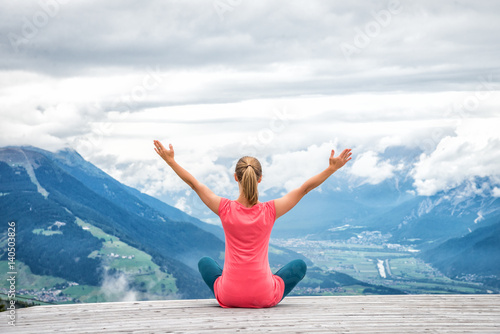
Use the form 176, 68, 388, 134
219, 197, 231, 213
265, 199, 276, 215
255, 200, 275, 211
263, 199, 275, 208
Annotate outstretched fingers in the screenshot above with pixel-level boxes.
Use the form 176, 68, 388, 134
154, 140, 170, 155
153, 140, 163, 155
341, 148, 352, 162
154, 140, 175, 164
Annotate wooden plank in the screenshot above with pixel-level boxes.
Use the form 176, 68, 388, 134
3, 295, 500, 333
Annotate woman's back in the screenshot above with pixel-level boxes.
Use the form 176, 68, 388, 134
214, 198, 285, 308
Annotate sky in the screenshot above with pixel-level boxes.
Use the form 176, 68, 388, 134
1, 0, 499, 222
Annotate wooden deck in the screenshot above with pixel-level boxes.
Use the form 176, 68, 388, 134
4, 295, 500, 333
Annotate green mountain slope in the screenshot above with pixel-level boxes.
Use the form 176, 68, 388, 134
0, 146, 222, 299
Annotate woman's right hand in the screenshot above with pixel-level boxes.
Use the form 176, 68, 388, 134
328, 148, 352, 171
154, 140, 175, 165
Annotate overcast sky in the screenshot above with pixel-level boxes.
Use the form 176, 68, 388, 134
1, 0, 499, 219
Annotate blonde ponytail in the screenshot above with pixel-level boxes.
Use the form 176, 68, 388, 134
235, 156, 262, 206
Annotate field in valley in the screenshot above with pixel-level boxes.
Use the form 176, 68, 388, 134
271, 237, 491, 294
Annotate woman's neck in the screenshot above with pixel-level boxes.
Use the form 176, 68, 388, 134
236, 194, 259, 208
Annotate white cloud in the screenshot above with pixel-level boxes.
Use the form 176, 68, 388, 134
261, 141, 339, 193
412, 118, 500, 196
1, 0, 500, 219
348, 150, 395, 185
0, 101, 101, 151
2, 1, 500, 93
174, 197, 191, 215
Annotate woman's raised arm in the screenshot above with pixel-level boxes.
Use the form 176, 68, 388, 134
154, 140, 221, 215
274, 148, 352, 220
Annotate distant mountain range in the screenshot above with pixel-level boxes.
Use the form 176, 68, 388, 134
163, 146, 499, 249
1, 146, 402, 303
272, 146, 500, 288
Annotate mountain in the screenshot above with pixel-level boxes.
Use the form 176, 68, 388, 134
269, 158, 500, 248
0, 146, 226, 299
420, 219, 500, 288
50, 148, 226, 241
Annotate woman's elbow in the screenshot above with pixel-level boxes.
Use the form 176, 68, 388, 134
301, 184, 312, 196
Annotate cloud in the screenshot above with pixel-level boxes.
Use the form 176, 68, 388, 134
412, 118, 500, 196
1, 0, 499, 220
2, 1, 500, 93
174, 197, 191, 215
260, 141, 339, 193
100, 270, 138, 302
0, 101, 103, 151
106, 147, 238, 202
348, 150, 395, 185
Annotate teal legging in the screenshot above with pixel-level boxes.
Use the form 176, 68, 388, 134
197, 257, 307, 301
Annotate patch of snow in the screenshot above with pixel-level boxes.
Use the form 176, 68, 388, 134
474, 211, 484, 224
17, 149, 49, 198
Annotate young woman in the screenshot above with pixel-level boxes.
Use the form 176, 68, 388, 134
154, 140, 352, 308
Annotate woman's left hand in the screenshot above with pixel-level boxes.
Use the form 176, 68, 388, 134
328, 148, 352, 171
154, 140, 175, 164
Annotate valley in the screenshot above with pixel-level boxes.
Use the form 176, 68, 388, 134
272, 236, 497, 295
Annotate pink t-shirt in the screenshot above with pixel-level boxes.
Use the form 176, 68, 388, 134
214, 198, 285, 308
